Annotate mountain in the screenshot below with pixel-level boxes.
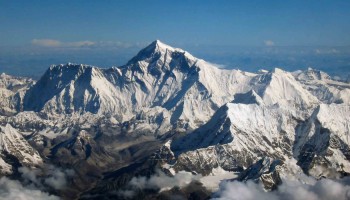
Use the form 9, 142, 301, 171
23, 40, 256, 130
0, 40, 349, 199
294, 68, 350, 104
0, 124, 42, 175
0, 73, 33, 116
168, 102, 350, 177
250, 68, 319, 109
22, 41, 321, 131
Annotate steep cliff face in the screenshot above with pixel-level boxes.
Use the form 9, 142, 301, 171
0, 124, 42, 175
0, 73, 33, 116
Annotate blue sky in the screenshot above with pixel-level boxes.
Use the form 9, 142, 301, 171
0, 0, 349, 77
1, 0, 350, 46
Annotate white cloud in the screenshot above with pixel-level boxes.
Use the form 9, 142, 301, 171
0, 177, 59, 200
31, 39, 139, 49
68, 41, 95, 48
315, 48, 340, 54
212, 159, 350, 200
31, 39, 95, 48
18, 166, 42, 186
212, 178, 350, 200
118, 170, 202, 198
129, 170, 201, 191
44, 165, 75, 190
0, 165, 76, 199
264, 40, 275, 46
31, 39, 62, 47
18, 165, 75, 191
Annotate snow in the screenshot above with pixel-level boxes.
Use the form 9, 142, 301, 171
0, 73, 33, 115
21, 41, 348, 136
169, 63, 350, 177
252, 68, 319, 109
0, 124, 42, 166
317, 104, 350, 142
20, 40, 256, 131
294, 68, 350, 104
1, 39, 350, 187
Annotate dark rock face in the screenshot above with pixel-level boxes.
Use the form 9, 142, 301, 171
235, 157, 283, 190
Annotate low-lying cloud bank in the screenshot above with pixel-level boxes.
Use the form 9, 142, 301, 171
118, 170, 202, 198
19, 165, 75, 190
129, 170, 202, 191
0, 165, 75, 200
0, 177, 59, 200
212, 177, 350, 200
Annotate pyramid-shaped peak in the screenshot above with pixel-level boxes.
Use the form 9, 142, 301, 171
271, 68, 286, 74
146, 39, 178, 53
126, 40, 197, 66
153, 39, 166, 46
294, 67, 331, 81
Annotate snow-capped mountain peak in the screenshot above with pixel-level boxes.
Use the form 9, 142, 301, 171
250, 68, 319, 109
20, 41, 253, 128
1, 40, 350, 199
294, 68, 350, 104
124, 40, 198, 74
297, 67, 331, 81
17, 41, 350, 130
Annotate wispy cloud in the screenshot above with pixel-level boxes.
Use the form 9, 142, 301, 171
31, 39, 95, 48
315, 48, 340, 54
68, 41, 95, 48
31, 39, 62, 47
0, 165, 75, 200
0, 177, 59, 200
31, 39, 140, 49
18, 165, 75, 190
264, 40, 275, 47
117, 170, 201, 198
212, 159, 350, 200
213, 177, 350, 200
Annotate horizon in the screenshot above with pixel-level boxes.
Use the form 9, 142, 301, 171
1, 0, 350, 78
1, 39, 349, 80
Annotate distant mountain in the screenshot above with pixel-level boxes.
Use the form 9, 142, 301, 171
0, 73, 33, 116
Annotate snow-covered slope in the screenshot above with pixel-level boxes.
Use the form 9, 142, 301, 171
165, 66, 350, 179
23, 40, 256, 129
1, 40, 350, 198
250, 68, 319, 109
0, 124, 42, 174
8, 40, 350, 174
0, 73, 33, 116
22, 40, 328, 132
169, 102, 299, 173
168, 99, 350, 179
23, 64, 126, 117
294, 68, 350, 104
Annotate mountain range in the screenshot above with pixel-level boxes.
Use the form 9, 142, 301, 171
0, 40, 349, 199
